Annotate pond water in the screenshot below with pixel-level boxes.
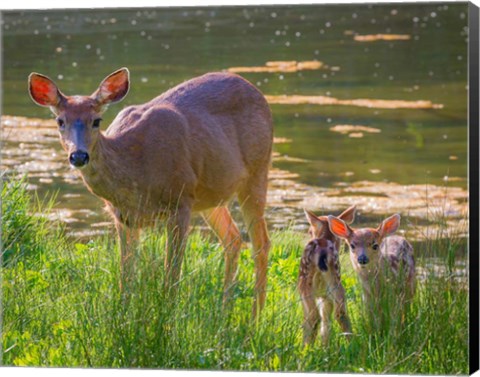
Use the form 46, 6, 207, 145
1, 3, 469, 241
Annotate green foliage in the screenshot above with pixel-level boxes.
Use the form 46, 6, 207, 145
0, 181, 469, 373
1, 176, 59, 266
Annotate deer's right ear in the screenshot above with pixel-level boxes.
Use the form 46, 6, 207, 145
28, 73, 63, 107
93, 67, 130, 106
304, 209, 326, 237
327, 215, 352, 239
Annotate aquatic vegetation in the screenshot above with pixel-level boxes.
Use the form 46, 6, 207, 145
268, 176, 467, 241
330, 125, 381, 134
265, 95, 444, 109
330, 125, 382, 138
353, 34, 411, 42
273, 137, 293, 144
227, 60, 325, 73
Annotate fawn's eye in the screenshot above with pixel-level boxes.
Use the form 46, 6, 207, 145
57, 118, 65, 130
372, 243, 379, 250
92, 118, 102, 129
350, 243, 355, 250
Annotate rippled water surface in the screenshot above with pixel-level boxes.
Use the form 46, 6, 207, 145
1, 3, 469, 239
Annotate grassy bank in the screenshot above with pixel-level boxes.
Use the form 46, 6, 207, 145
1, 178, 469, 373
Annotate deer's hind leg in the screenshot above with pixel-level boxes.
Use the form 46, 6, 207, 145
300, 292, 321, 345
202, 206, 243, 306
333, 289, 352, 338
238, 167, 271, 319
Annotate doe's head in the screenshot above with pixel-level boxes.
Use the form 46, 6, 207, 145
28, 68, 130, 169
327, 213, 401, 268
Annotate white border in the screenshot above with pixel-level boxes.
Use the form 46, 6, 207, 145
1, 0, 471, 11
1, 1, 478, 377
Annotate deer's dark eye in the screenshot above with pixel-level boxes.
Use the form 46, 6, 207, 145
372, 243, 379, 250
57, 118, 65, 130
350, 243, 355, 250
92, 118, 102, 129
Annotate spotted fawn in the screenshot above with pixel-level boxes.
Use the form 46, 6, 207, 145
298, 206, 355, 345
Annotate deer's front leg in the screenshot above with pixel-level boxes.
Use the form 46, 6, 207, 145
164, 205, 191, 294
333, 287, 352, 338
319, 298, 333, 345
115, 218, 140, 296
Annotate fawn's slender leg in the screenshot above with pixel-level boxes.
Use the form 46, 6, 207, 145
238, 169, 271, 319
202, 206, 242, 306
334, 293, 352, 336
115, 219, 140, 296
301, 293, 321, 345
319, 298, 333, 345
164, 205, 191, 294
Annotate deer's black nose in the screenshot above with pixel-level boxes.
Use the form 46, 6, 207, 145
69, 150, 89, 167
358, 255, 369, 265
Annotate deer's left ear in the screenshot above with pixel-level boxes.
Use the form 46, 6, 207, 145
327, 215, 353, 239
92, 67, 130, 107
338, 205, 356, 225
378, 214, 400, 237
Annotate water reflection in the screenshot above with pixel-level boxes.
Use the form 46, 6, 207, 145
1, 3, 469, 244
1, 115, 467, 243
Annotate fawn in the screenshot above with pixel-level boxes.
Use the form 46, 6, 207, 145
298, 206, 355, 345
327, 213, 416, 309
28, 68, 273, 317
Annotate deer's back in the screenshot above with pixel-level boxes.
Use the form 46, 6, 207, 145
381, 235, 416, 289
104, 72, 273, 211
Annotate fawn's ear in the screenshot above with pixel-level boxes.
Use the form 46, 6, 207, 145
28, 73, 64, 108
327, 215, 353, 239
93, 67, 130, 106
338, 205, 356, 225
304, 209, 326, 237
378, 214, 401, 237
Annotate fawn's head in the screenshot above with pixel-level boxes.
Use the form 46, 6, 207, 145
327, 213, 401, 268
308, 238, 339, 273
304, 205, 356, 241
28, 68, 130, 169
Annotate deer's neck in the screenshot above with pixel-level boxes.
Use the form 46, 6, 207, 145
80, 133, 125, 204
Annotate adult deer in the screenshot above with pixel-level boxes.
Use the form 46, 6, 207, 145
28, 68, 273, 317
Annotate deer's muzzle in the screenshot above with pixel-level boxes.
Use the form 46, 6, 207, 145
357, 254, 369, 265
69, 150, 90, 168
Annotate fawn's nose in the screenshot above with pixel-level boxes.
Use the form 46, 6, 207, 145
358, 255, 369, 265
69, 150, 89, 168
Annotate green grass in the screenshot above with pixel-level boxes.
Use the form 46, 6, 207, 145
1, 178, 469, 373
